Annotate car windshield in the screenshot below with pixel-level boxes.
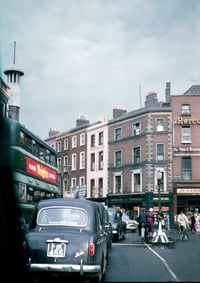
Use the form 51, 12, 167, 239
37, 206, 87, 227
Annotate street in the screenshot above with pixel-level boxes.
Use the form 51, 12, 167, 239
104, 229, 200, 282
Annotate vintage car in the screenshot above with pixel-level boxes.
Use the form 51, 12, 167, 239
106, 207, 126, 241
122, 213, 138, 233
25, 198, 108, 282
94, 202, 112, 257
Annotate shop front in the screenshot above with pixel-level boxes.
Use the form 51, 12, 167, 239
174, 187, 200, 216
107, 191, 174, 228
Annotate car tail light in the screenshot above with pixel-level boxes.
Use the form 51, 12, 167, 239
89, 243, 95, 256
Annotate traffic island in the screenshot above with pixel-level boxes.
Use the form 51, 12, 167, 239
151, 220, 175, 248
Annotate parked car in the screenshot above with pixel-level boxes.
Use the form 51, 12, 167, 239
106, 207, 126, 241
95, 202, 112, 257
25, 198, 108, 282
122, 213, 138, 233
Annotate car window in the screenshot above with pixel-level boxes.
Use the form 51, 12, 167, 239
107, 208, 115, 221
37, 206, 87, 227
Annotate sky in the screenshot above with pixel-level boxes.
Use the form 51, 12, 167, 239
1, 0, 200, 140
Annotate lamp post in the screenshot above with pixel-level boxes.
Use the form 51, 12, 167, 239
157, 170, 162, 212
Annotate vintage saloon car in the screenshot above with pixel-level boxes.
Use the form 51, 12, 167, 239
25, 198, 108, 282
94, 202, 112, 257
106, 207, 126, 242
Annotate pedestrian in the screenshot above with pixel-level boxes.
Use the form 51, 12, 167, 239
138, 208, 148, 241
177, 210, 189, 237
190, 214, 196, 232
146, 208, 154, 236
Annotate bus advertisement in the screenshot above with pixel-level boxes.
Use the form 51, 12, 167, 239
6, 118, 59, 222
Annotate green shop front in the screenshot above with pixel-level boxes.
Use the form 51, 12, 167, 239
106, 191, 174, 228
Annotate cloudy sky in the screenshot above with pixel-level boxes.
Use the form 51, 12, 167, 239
1, 0, 200, 139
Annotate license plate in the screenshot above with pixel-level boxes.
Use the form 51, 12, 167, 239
47, 242, 66, 258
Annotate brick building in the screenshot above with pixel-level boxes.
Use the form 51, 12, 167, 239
107, 89, 173, 223
172, 85, 200, 217
44, 82, 200, 227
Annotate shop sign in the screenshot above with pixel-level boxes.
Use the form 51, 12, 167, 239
177, 117, 200, 125
174, 147, 200, 152
177, 188, 200, 194
153, 197, 169, 201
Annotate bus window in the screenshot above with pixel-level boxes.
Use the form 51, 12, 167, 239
25, 134, 32, 151
32, 139, 38, 156
18, 183, 26, 201
20, 130, 25, 145
39, 145, 45, 160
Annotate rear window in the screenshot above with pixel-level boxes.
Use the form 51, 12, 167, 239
37, 206, 87, 227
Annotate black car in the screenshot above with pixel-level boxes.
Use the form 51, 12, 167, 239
106, 207, 126, 241
25, 198, 108, 282
95, 202, 112, 258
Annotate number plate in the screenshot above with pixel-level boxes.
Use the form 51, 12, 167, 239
47, 242, 66, 258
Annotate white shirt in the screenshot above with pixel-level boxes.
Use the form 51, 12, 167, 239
177, 213, 189, 228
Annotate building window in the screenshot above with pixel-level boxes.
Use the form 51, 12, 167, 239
91, 134, 95, 147
182, 157, 191, 180
134, 173, 141, 192
115, 175, 122, 193
115, 151, 121, 167
182, 127, 191, 143
99, 131, 103, 145
80, 151, 85, 169
157, 171, 164, 192
90, 179, 95, 197
63, 156, 69, 172
63, 179, 68, 193
71, 153, 77, 170
71, 178, 76, 188
99, 151, 103, 169
57, 158, 61, 173
157, 144, 164, 161
72, 136, 77, 148
157, 119, 164, 132
181, 104, 190, 116
98, 178, 103, 197
64, 138, 68, 150
91, 153, 95, 171
133, 122, 140, 136
80, 176, 85, 186
115, 128, 121, 141
80, 133, 85, 146
133, 146, 140, 164
57, 141, 62, 152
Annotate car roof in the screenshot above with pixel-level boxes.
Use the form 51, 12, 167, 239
37, 198, 97, 212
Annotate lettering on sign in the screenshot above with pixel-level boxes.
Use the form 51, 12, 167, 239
174, 147, 200, 152
26, 157, 57, 184
177, 117, 200, 125
177, 188, 200, 194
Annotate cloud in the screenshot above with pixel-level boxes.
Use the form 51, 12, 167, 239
1, 0, 200, 139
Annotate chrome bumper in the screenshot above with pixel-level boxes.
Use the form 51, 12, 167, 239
30, 262, 101, 276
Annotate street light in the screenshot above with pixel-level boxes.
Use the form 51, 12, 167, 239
157, 170, 162, 212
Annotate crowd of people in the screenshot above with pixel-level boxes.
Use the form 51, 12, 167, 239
136, 207, 200, 243
137, 208, 155, 242
176, 210, 200, 233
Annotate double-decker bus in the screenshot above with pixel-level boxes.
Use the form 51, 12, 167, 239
5, 118, 59, 222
